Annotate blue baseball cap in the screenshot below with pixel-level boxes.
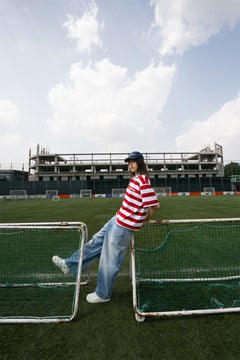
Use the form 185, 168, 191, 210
125, 151, 144, 162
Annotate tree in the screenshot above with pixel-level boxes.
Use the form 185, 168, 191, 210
224, 162, 240, 177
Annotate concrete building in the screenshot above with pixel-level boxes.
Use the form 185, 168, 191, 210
28, 143, 224, 182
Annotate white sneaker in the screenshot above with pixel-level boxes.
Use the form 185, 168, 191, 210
86, 292, 110, 303
52, 255, 70, 275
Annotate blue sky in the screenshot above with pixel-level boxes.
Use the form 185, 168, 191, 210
0, 0, 240, 167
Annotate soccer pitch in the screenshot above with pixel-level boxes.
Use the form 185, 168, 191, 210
0, 195, 240, 360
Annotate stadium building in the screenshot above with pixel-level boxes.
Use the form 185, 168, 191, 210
29, 143, 224, 181
0, 143, 235, 197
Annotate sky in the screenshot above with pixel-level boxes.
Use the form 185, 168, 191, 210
1, 0, 240, 168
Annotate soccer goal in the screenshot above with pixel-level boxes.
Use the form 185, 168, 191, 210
0, 222, 88, 323
80, 189, 92, 198
203, 187, 215, 195
112, 188, 126, 197
9, 190, 27, 199
153, 187, 172, 196
131, 218, 240, 322
46, 190, 58, 199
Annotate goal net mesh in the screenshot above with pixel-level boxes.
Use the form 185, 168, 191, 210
154, 187, 172, 196
0, 223, 86, 323
9, 190, 27, 198
132, 219, 240, 317
112, 188, 126, 197
80, 189, 92, 198
203, 187, 215, 194
46, 190, 58, 198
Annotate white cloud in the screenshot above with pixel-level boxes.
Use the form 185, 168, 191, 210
0, 133, 26, 164
176, 94, 240, 162
47, 58, 176, 152
0, 99, 27, 163
150, 0, 240, 55
0, 99, 19, 127
63, 1, 103, 53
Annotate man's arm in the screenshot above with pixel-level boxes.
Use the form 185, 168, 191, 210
142, 204, 160, 226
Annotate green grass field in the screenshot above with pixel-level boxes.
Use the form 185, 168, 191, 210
0, 195, 240, 360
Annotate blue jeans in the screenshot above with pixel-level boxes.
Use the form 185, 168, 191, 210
65, 216, 133, 299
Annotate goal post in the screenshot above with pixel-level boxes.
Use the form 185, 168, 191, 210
131, 218, 240, 321
203, 187, 215, 195
9, 190, 27, 199
153, 187, 172, 196
80, 189, 92, 198
46, 190, 58, 199
0, 222, 88, 323
112, 188, 126, 197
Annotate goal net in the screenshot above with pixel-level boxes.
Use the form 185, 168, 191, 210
80, 189, 92, 198
112, 188, 126, 197
9, 190, 27, 199
203, 187, 215, 195
153, 187, 172, 196
131, 218, 240, 321
46, 190, 58, 199
0, 222, 88, 323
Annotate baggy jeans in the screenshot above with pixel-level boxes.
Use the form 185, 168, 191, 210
65, 215, 133, 299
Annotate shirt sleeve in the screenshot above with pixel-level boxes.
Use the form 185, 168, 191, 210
138, 175, 159, 208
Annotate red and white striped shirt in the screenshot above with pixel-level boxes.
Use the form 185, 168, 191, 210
116, 175, 159, 230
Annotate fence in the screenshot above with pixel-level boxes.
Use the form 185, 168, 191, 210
0, 176, 232, 197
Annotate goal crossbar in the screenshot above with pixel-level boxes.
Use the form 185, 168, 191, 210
131, 218, 240, 321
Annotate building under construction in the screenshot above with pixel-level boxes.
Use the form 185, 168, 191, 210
29, 143, 224, 181
0, 143, 235, 196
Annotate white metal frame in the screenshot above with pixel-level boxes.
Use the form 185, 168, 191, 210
9, 189, 28, 199
154, 187, 172, 196
0, 221, 90, 287
80, 189, 92, 198
111, 188, 126, 197
131, 218, 240, 322
9, 189, 27, 196
46, 189, 58, 198
203, 187, 215, 195
0, 221, 89, 323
